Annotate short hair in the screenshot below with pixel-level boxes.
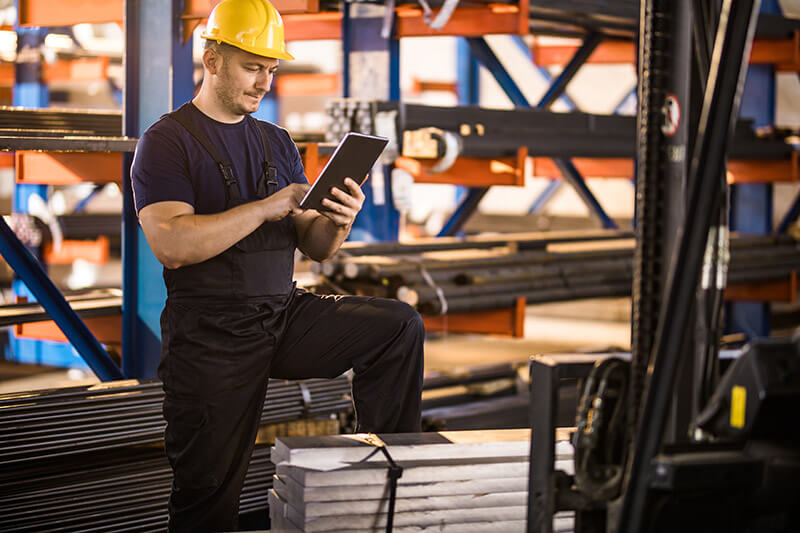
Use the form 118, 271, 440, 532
204, 39, 235, 56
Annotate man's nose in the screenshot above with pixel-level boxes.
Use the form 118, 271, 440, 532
255, 71, 271, 92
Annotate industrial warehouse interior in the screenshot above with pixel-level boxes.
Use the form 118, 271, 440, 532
1, 0, 800, 531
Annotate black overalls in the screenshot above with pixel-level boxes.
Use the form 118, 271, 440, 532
158, 104, 425, 532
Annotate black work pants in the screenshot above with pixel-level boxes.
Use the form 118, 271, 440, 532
158, 289, 425, 532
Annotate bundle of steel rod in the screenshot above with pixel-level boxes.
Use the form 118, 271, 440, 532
0, 106, 122, 137
529, 0, 638, 38
526, 1, 798, 39
0, 288, 122, 326
421, 362, 579, 431
0, 439, 275, 532
8, 213, 122, 250
0, 376, 351, 465
325, 100, 793, 161
335, 229, 632, 258
314, 234, 800, 315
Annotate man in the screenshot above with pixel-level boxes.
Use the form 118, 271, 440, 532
131, 0, 425, 530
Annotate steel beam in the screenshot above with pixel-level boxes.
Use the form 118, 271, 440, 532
528, 180, 563, 214
537, 32, 603, 109
437, 187, 488, 237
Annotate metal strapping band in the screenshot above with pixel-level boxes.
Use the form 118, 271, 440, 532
418, 263, 448, 315
297, 381, 313, 416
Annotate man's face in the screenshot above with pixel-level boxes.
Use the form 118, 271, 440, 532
213, 47, 279, 116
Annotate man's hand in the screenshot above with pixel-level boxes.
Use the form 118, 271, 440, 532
262, 183, 311, 221
320, 177, 365, 228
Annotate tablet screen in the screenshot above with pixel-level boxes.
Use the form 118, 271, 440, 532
300, 132, 389, 212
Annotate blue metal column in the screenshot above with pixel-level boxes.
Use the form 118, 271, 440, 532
457, 38, 479, 106
122, 0, 193, 378
342, 2, 400, 241
726, 1, 780, 339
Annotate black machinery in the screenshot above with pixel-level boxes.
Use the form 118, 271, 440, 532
527, 1, 800, 532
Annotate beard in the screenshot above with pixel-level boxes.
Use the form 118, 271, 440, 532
214, 63, 264, 116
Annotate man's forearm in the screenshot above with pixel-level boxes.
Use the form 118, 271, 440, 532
149, 201, 269, 269
298, 214, 351, 262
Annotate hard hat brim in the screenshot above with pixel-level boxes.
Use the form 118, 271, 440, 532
200, 34, 295, 61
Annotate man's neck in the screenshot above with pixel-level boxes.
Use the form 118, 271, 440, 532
192, 88, 244, 124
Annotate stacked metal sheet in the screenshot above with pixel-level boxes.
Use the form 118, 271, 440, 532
269, 429, 575, 532
0, 444, 274, 533
0, 376, 351, 532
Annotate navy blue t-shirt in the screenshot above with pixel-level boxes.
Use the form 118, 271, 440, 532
131, 102, 307, 215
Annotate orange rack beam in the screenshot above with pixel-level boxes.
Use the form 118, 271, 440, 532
395, 147, 527, 187
182, 0, 322, 41
532, 32, 800, 71
42, 58, 110, 84
17, 315, 121, 345
43, 237, 110, 265
18, 0, 121, 26
528, 153, 798, 183
423, 296, 526, 337
395, 0, 528, 38
275, 72, 340, 97
15, 152, 123, 185
725, 272, 797, 303
409, 78, 459, 95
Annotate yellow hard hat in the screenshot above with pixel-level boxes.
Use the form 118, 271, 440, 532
201, 0, 295, 61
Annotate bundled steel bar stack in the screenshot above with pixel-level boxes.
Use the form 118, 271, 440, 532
0, 376, 351, 532
0, 106, 122, 137
324, 100, 793, 161
312, 234, 800, 316
269, 429, 575, 532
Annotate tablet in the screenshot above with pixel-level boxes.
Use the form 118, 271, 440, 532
300, 132, 389, 212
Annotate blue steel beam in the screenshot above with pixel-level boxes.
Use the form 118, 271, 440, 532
468, 38, 616, 227
510, 35, 577, 109
537, 32, 603, 109
0, 216, 123, 380
466, 37, 530, 106
437, 187, 489, 237
553, 159, 618, 229
776, 187, 800, 234
73, 184, 105, 213
528, 180, 563, 214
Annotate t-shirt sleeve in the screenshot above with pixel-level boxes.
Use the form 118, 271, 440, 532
131, 123, 195, 214
282, 128, 309, 185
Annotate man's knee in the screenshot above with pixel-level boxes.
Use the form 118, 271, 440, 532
388, 300, 425, 338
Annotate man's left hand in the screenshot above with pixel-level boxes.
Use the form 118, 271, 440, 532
320, 177, 365, 228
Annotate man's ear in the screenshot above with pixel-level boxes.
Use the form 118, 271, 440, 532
203, 47, 220, 75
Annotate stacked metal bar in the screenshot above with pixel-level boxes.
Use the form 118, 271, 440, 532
527, 1, 799, 38
313, 234, 800, 315
0, 106, 122, 137
0, 106, 135, 152
269, 429, 574, 532
324, 100, 793, 161
0, 376, 351, 532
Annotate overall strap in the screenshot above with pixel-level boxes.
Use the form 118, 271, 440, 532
249, 116, 279, 197
168, 105, 242, 204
